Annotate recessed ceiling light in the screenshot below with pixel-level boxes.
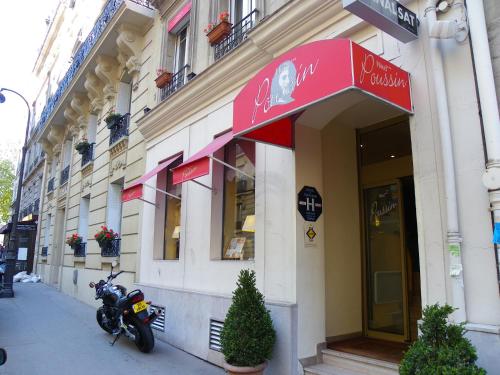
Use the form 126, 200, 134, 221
390, 154, 396, 158
360, 144, 364, 148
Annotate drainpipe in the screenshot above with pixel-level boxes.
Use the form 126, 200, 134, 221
424, 1, 467, 322
467, 2, 500, 238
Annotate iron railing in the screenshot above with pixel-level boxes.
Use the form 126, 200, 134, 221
109, 114, 130, 145
214, 10, 258, 61
41, 247, 48, 256
34, 0, 153, 135
60, 165, 70, 185
81, 143, 95, 166
47, 177, 55, 193
101, 238, 120, 257
160, 65, 190, 102
74, 242, 86, 257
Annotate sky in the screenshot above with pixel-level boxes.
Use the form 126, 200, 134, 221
0, 0, 59, 165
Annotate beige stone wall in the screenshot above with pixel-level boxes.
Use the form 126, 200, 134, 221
485, 0, 500, 109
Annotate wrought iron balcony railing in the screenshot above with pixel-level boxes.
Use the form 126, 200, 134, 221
34, 0, 154, 135
47, 177, 55, 193
214, 10, 258, 61
109, 114, 130, 145
74, 242, 86, 257
41, 246, 48, 257
160, 65, 190, 102
101, 238, 121, 257
81, 143, 95, 167
60, 165, 70, 185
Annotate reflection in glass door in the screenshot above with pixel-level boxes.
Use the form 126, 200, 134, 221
363, 182, 408, 341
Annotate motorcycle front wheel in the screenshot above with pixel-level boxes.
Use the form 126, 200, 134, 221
96, 307, 114, 334
128, 316, 154, 353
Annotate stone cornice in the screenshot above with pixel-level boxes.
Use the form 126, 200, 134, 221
137, 0, 345, 142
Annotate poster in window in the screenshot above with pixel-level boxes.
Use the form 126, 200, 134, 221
224, 237, 246, 259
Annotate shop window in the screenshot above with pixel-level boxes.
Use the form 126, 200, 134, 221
221, 140, 255, 260
163, 157, 183, 260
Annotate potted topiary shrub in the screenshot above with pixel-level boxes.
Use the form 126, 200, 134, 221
400, 303, 486, 375
75, 137, 90, 154
220, 269, 276, 375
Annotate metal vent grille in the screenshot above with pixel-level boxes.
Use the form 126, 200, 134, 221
150, 305, 165, 332
209, 319, 224, 352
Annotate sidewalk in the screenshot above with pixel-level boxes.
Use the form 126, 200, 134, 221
0, 283, 224, 375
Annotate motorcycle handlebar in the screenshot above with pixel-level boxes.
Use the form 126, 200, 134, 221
108, 270, 125, 280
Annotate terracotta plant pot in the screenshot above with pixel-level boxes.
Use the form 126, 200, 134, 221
223, 362, 267, 375
207, 20, 232, 46
155, 71, 172, 89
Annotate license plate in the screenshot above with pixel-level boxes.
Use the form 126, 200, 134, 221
133, 300, 148, 313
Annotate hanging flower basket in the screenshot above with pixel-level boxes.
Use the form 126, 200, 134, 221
75, 140, 90, 154
94, 226, 118, 249
155, 69, 172, 89
104, 112, 122, 129
66, 233, 82, 250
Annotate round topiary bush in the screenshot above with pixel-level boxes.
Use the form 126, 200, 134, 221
400, 303, 486, 375
220, 269, 276, 367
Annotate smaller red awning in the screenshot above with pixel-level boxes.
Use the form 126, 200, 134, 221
122, 154, 182, 202
172, 131, 234, 185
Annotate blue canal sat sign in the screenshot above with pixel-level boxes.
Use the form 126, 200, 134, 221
343, 0, 419, 43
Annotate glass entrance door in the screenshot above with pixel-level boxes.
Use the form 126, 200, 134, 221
363, 181, 409, 341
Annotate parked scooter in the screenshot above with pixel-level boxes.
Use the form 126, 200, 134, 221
89, 261, 161, 352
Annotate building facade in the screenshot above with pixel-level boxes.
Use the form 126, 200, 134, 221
33, 0, 499, 374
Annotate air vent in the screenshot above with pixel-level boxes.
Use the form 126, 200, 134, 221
150, 305, 165, 332
209, 319, 224, 352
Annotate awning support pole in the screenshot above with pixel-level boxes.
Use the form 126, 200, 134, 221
209, 156, 255, 181
143, 183, 181, 200
138, 198, 159, 207
190, 179, 215, 192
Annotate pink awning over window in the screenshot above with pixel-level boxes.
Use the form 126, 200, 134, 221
172, 131, 234, 185
122, 154, 182, 202
232, 39, 412, 148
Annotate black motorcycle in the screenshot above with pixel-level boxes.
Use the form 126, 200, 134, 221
89, 262, 161, 353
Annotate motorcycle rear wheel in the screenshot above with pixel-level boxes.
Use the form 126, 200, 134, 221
128, 316, 154, 353
96, 307, 114, 334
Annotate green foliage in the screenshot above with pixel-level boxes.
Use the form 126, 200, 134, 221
0, 159, 15, 224
400, 304, 486, 375
220, 269, 276, 367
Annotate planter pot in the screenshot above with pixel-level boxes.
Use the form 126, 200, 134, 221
155, 71, 172, 89
105, 114, 122, 129
75, 142, 90, 154
223, 362, 267, 375
207, 21, 232, 46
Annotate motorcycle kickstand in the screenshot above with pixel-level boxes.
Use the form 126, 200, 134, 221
110, 331, 122, 346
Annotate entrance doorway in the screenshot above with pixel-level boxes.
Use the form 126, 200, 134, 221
358, 120, 421, 343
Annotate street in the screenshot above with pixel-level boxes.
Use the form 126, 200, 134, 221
0, 283, 224, 375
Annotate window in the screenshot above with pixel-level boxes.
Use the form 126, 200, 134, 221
79, 196, 90, 244
44, 214, 52, 248
231, 0, 254, 24
107, 180, 123, 235
163, 157, 183, 260
174, 25, 189, 73
221, 140, 255, 260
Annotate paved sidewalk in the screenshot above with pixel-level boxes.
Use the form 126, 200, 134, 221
0, 283, 224, 375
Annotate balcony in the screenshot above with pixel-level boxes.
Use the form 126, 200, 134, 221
81, 143, 95, 167
109, 114, 130, 145
74, 242, 86, 257
41, 247, 48, 257
60, 166, 70, 185
214, 10, 258, 61
101, 238, 120, 257
160, 65, 190, 102
47, 177, 55, 193
35, 0, 155, 139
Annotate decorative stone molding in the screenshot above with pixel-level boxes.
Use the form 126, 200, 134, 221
109, 154, 127, 177
95, 55, 119, 102
116, 23, 143, 77
70, 125, 80, 138
81, 176, 92, 192
47, 126, 65, 147
81, 162, 94, 177
52, 143, 62, 158
70, 94, 90, 132
39, 138, 54, 159
63, 106, 78, 128
109, 136, 128, 159
84, 72, 105, 113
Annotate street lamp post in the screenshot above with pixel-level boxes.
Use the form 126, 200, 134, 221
0, 87, 31, 298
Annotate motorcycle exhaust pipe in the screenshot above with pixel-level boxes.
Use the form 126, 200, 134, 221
144, 308, 162, 325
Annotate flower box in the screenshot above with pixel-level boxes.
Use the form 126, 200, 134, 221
207, 20, 232, 46
155, 70, 172, 89
75, 141, 90, 154
104, 113, 122, 129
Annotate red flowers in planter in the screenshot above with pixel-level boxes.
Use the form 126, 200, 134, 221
205, 11, 232, 46
94, 226, 118, 248
66, 233, 82, 249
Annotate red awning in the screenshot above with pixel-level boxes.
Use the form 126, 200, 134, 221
172, 131, 234, 185
232, 39, 412, 148
122, 154, 182, 202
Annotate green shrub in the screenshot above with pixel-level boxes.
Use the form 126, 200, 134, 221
400, 304, 486, 375
220, 269, 276, 367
